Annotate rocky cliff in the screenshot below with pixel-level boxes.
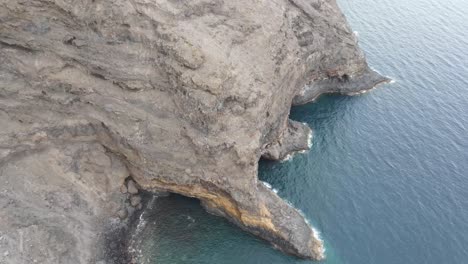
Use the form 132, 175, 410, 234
0, 0, 389, 263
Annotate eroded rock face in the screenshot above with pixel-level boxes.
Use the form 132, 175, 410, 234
0, 0, 388, 262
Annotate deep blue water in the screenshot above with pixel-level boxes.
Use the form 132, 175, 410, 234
137, 0, 468, 263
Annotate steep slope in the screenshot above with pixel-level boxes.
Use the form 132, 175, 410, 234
0, 0, 388, 262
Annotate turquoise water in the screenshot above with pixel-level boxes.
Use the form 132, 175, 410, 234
138, 0, 468, 263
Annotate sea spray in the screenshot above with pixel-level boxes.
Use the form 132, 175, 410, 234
128, 195, 158, 262
261, 181, 279, 194
279, 126, 312, 162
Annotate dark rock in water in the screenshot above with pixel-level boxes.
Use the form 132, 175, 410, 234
293, 68, 391, 105
117, 208, 128, 220
130, 195, 142, 207
0, 0, 386, 262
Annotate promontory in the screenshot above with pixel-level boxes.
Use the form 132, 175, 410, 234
0, 0, 388, 263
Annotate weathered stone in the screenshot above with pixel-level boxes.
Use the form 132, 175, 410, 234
127, 180, 138, 195
262, 120, 313, 161
117, 208, 128, 220
120, 184, 128, 194
0, 143, 128, 263
0, 0, 388, 262
130, 196, 141, 207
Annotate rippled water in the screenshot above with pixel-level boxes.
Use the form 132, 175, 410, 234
137, 0, 468, 263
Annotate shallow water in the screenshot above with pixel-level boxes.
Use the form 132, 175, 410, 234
137, 0, 468, 263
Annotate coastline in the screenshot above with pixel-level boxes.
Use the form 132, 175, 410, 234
0, 0, 389, 262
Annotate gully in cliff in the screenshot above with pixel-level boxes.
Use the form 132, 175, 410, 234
0, 0, 388, 262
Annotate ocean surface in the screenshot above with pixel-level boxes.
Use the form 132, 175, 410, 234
135, 0, 468, 263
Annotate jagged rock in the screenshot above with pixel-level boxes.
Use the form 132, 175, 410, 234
293, 67, 390, 105
262, 120, 313, 161
0, 0, 388, 262
127, 180, 139, 195
0, 142, 128, 263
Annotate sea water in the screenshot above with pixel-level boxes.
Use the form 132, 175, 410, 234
137, 0, 468, 263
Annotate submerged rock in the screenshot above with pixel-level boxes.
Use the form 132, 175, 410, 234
0, 0, 387, 262
117, 208, 129, 220
130, 195, 142, 207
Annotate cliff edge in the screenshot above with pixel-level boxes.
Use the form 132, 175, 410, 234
0, 0, 389, 263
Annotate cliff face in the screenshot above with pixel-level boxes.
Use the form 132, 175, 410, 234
0, 0, 388, 262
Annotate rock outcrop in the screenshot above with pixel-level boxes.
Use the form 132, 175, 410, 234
0, 0, 389, 263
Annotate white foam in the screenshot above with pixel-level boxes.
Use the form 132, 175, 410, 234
280, 153, 292, 162
261, 181, 279, 194
128, 195, 159, 261
261, 181, 273, 189
135, 211, 148, 234
276, 124, 313, 162
147, 195, 157, 210
370, 66, 383, 76
311, 227, 326, 258
282, 199, 326, 258
307, 128, 313, 148
369, 67, 395, 87
296, 209, 326, 258
348, 75, 394, 96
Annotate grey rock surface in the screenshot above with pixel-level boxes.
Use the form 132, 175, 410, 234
262, 120, 312, 161
130, 195, 142, 207
0, 142, 129, 263
127, 180, 139, 195
0, 0, 388, 262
